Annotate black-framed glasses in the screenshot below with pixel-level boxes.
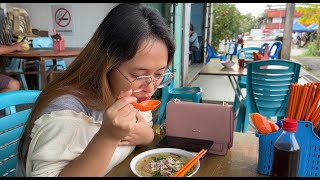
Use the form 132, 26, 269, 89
115, 67, 174, 92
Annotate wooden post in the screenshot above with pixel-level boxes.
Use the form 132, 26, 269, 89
281, 3, 295, 60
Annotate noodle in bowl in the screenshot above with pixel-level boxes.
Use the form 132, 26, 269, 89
130, 148, 200, 177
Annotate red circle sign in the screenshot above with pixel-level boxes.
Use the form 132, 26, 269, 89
55, 8, 71, 27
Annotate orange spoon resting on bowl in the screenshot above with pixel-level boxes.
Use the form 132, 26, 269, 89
131, 100, 161, 112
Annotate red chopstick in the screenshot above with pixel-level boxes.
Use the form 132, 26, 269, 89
173, 149, 207, 177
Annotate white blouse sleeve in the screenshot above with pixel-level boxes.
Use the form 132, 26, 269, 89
26, 110, 101, 177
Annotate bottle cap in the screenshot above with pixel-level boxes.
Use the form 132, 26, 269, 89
282, 118, 298, 132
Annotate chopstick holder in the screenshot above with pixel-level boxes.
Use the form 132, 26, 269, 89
173, 149, 207, 177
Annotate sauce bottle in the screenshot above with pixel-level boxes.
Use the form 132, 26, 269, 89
238, 50, 245, 69
270, 118, 300, 177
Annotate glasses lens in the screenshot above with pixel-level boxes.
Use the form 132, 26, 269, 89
158, 73, 173, 88
131, 76, 152, 92
131, 73, 173, 92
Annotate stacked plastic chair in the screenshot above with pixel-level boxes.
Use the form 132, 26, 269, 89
233, 42, 283, 113
156, 80, 202, 125
236, 60, 301, 132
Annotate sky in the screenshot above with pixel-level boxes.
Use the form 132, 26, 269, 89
235, 3, 287, 18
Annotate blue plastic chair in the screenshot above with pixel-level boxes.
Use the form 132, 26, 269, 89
156, 80, 202, 125
226, 42, 239, 62
0, 90, 41, 177
206, 43, 226, 64
268, 41, 282, 59
236, 60, 301, 133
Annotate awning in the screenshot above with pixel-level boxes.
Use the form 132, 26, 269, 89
306, 23, 318, 32
292, 21, 308, 32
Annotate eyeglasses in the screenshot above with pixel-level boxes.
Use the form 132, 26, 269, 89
115, 67, 174, 92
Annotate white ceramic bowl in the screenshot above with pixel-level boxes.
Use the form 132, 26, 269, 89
130, 148, 200, 177
221, 61, 235, 68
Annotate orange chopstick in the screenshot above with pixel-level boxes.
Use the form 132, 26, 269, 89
286, 84, 294, 118
173, 149, 207, 177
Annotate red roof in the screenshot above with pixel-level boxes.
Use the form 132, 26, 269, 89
266, 9, 303, 18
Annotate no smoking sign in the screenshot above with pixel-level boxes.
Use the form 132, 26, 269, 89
55, 8, 71, 27
52, 5, 74, 34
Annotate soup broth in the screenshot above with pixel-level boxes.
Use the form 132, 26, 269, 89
135, 152, 194, 177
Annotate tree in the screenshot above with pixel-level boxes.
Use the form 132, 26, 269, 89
296, 3, 320, 54
239, 13, 258, 33
211, 3, 256, 52
211, 3, 241, 51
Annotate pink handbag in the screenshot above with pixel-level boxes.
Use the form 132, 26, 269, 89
165, 99, 234, 155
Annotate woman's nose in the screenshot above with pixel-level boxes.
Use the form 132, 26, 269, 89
142, 81, 156, 93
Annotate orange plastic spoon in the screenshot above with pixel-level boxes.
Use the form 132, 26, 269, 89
131, 100, 161, 112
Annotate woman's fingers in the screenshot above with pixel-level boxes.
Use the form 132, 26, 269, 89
117, 89, 133, 99
108, 96, 137, 113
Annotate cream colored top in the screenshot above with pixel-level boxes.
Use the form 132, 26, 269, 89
25, 110, 153, 177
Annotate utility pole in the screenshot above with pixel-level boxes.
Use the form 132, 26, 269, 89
281, 3, 295, 60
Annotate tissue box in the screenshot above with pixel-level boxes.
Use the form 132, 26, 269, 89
53, 40, 65, 51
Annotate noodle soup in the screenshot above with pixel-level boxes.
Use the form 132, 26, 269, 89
135, 152, 194, 177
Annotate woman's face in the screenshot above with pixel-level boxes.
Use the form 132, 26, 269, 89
109, 38, 169, 102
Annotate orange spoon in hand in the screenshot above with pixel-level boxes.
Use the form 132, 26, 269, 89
131, 100, 161, 112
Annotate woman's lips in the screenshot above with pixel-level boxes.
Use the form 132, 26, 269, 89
137, 97, 150, 102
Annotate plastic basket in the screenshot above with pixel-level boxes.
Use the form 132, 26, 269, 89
53, 40, 65, 51
256, 120, 320, 177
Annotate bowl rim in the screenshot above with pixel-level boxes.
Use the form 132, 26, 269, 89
130, 148, 200, 177
221, 61, 235, 68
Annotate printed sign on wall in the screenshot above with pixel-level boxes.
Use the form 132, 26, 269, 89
51, 5, 74, 35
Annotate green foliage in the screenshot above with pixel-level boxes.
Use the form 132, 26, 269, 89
239, 14, 258, 33
211, 3, 257, 51
302, 41, 320, 56
297, 3, 320, 52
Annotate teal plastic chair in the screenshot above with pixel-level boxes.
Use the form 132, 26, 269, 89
236, 60, 301, 132
268, 41, 282, 59
156, 80, 202, 125
0, 90, 41, 177
206, 43, 226, 64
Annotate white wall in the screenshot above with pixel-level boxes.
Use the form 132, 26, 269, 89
272, 17, 282, 23
6, 3, 118, 48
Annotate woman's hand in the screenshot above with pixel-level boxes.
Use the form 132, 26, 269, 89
118, 112, 154, 146
11, 43, 24, 51
99, 89, 138, 141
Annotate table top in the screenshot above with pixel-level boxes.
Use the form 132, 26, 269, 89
0, 47, 82, 58
106, 132, 266, 177
200, 60, 247, 76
